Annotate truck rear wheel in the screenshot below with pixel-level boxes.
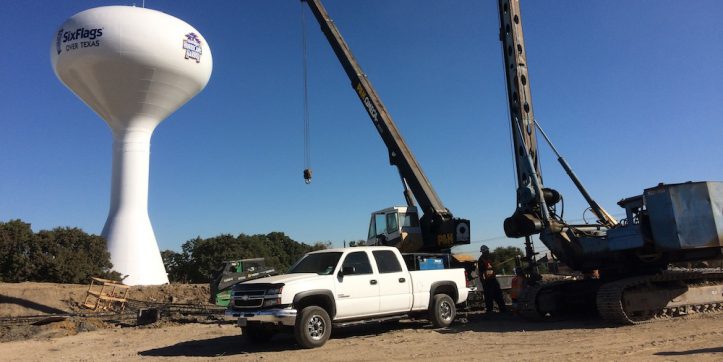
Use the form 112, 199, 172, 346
429, 293, 455, 328
294, 306, 331, 349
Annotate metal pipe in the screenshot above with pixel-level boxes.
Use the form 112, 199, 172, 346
533, 120, 617, 227
512, 120, 551, 224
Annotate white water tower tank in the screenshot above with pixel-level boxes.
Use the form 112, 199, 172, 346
51, 6, 212, 285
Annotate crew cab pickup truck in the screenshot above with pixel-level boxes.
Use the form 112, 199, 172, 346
225, 246, 468, 348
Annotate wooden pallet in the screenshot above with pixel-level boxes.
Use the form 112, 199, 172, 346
82, 277, 129, 312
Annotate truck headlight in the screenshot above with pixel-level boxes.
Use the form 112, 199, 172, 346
263, 298, 280, 307
265, 286, 283, 296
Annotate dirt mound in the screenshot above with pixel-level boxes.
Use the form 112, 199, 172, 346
128, 283, 212, 306
1, 281, 218, 342
0, 282, 213, 318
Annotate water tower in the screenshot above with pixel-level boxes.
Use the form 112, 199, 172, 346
51, 6, 212, 285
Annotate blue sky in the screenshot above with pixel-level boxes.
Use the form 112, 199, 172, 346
1, 1, 721, 255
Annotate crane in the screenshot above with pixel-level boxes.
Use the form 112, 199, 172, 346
301, 0, 470, 253
498, 0, 723, 323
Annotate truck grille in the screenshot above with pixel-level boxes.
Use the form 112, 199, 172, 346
231, 289, 265, 309
233, 298, 264, 308
233, 290, 264, 297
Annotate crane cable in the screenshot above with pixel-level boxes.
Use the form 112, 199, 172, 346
301, 3, 312, 184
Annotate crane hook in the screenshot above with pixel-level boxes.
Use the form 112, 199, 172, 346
303, 168, 312, 184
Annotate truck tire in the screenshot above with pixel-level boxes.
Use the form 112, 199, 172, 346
242, 325, 274, 344
294, 306, 331, 349
429, 293, 456, 328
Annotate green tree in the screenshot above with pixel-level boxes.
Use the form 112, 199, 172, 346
490, 246, 524, 275
161, 249, 192, 283
163, 232, 330, 283
35, 227, 118, 283
347, 240, 365, 247
188, 234, 243, 282
0, 220, 119, 283
0, 220, 36, 282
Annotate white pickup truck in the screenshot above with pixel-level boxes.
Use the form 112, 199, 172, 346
225, 246, 468, 348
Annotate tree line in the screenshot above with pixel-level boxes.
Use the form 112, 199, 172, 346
0, 219, 119, 283
0, 218, 531, 284
161, 232, 329, 283
0, 219, 328, 284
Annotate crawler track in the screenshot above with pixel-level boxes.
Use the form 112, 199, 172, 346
596, 270, 723, 325
517, 270, 723, 324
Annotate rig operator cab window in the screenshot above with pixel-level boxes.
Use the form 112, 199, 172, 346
367, 206, 421, 248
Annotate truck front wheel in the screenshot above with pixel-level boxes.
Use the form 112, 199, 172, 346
429, 293, 456, 328
294, 306, 331, 348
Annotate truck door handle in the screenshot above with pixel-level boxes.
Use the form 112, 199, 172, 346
398, 278, 406, 283
370, 279, 377, 285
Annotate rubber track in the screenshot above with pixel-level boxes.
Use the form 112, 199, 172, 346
596, 270, 723, 325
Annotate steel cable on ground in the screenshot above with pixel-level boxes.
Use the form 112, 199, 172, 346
0, 300, 227, 327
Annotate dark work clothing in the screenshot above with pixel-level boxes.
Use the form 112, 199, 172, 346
478, 255, 507, 313
482, 277, 507, 312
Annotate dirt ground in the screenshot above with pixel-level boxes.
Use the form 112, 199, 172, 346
1, 282, 722, 361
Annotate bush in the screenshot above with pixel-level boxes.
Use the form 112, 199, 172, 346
490, 246, 524, 275
0, 219, 120, 283
162, 232, 330, 283
0, 219, 328, 284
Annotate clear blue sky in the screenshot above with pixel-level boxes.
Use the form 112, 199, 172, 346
1, 1, 721, 255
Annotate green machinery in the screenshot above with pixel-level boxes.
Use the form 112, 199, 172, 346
209, 258, 278, 306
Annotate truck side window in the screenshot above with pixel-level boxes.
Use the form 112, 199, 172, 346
372, 250, 402, 273
341, 251, 373, 275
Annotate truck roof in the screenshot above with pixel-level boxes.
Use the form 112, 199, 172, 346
307, 245, 399, 254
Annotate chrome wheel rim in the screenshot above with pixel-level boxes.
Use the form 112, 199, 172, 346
307, 314, 326, 340
440, 300, 452, 321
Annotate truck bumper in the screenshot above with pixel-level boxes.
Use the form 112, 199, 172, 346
224, 308, 298, 327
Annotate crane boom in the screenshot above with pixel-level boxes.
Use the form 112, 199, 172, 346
302, 0, 469, 251
303, 0, 446, 216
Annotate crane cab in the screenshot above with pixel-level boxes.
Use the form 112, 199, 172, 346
367, 206, 423, 252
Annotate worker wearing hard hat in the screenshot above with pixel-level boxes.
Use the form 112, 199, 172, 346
478, 245, 508, 313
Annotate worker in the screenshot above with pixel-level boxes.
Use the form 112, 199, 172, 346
478, 245, 507, 313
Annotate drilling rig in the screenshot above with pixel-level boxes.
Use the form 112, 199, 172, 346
498, 0, 723, 324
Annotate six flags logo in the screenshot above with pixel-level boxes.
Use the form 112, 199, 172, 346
54, 27, 203, 64
56, 27, 104, 54
183, 32, 203, 63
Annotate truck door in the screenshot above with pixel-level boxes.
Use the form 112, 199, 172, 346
334, 251, 380, 319
372, 250, 412, 314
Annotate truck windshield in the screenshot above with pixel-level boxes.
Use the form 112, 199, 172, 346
288, 252, 343, 275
